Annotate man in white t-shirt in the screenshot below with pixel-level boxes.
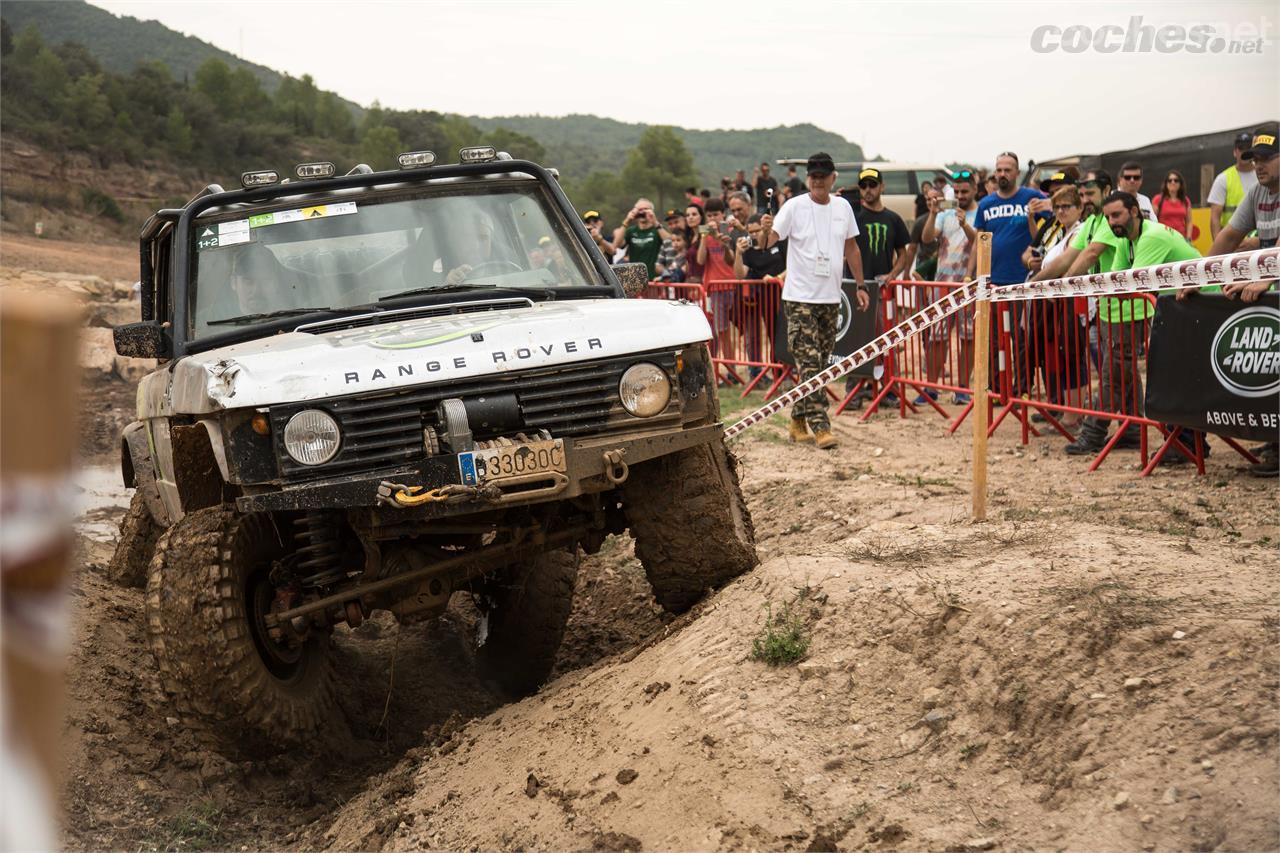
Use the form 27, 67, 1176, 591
1117, 162, 1156, 221
768, 152, 868, 450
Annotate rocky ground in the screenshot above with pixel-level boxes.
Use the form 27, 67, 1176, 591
4, 240, 1276, 852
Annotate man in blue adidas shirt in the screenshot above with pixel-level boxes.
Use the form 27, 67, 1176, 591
971, 152, 1049, 284
970, 152, 1049, 395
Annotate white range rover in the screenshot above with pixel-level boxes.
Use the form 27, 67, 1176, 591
111, 148, 756, 754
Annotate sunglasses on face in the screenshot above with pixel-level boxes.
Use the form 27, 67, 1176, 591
1121, 173, 1141, 181
858, 181, 880, 189
1166, 177, 1181, 183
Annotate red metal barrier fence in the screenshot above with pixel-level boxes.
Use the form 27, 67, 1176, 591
637, 277, 1259, 475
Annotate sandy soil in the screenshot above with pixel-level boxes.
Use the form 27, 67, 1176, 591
0, 234, 138, 282
9, 240, 1276, 852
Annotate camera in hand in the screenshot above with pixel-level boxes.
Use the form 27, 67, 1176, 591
937, 199, 956, 210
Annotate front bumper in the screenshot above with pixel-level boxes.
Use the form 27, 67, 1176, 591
235, 423, 722, 515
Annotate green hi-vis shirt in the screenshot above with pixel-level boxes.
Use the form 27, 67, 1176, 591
1069, 213, 1122, 273
623, 225, 663, 279
1105, 220, 1203, 323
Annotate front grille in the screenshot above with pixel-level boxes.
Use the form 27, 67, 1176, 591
272, 350, 681, 481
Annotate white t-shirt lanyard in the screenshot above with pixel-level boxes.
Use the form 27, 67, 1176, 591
812, 198, 833, 278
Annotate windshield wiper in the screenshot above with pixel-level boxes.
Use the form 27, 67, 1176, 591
207, 307, 332, 326
378, 283, 509, 302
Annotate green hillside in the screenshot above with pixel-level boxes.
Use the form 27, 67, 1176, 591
0, 1, 866, 223
469, 114, 864, 187
3, 1, 277, 90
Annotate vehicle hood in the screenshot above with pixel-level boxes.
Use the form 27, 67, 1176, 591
155, 298, 711, 414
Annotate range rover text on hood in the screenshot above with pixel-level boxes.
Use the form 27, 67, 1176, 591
164, 298, 712, 413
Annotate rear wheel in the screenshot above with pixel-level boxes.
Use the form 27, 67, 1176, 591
473, 548, 579, 696
107, 490, 161, 588
145, 507, 339, 756
623, 441, 757, 613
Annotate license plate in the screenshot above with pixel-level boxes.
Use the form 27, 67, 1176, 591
458, 439, 566, 486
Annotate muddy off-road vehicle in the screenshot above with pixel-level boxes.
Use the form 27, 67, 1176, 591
110, 148, 756, 752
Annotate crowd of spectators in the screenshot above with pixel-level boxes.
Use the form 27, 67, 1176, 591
581, 125, 1278, 474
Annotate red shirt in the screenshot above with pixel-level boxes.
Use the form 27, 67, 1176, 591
1152, 193, 1190, 236
701, 234, 736, 284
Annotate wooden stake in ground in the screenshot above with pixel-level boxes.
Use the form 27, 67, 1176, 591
1, 290, 81, 849
971, 232, 992, 522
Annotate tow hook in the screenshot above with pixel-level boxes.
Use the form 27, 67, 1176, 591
376, 481, 502, 507
602, 449, 629, 485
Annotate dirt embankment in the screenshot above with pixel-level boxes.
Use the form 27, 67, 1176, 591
2, 136, 201, 245
9, 238, 1275, 851
305, 418, 1278, 853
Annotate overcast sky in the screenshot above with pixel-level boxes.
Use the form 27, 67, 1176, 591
92, 0, 1277, 166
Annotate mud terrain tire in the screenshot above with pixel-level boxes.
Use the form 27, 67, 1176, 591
145, 507, 339, 755
623, 441, 757, 613
107, 490, 161, 588
474, 548, 579, 696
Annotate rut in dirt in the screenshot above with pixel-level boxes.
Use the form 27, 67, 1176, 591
64, 519, 669, 852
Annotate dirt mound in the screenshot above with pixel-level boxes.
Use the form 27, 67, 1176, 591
303, 428, 1278, 853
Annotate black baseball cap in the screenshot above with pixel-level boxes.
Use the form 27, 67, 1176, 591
806, 152, 835, 176
583, 210, 602, 222
1040, 171, 1069, 191
1243, 126, 1278, 160
858, 167, 882, 186
664, 209, 683, 221
1234, 131, 1254, 150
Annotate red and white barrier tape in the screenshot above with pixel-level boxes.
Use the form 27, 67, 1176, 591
724, 246, 1278, 439
988, 246, 1278, 303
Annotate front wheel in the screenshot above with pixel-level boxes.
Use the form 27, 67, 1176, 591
145, 508, 339, 756
473, 548, 579, 696
623, 441, 757, 613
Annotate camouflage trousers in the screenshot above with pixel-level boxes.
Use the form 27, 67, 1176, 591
784, 300, 839, 431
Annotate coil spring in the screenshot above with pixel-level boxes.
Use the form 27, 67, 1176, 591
293, 512, 344, 587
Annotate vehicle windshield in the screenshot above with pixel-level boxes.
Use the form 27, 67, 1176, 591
190, 182, 598, 337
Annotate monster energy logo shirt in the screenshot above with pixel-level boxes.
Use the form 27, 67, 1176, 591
852, 207, 910, 279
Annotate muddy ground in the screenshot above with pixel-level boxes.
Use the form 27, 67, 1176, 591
5, 240, 1276, 852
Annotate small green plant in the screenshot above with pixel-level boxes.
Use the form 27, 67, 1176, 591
148, 801, 225, 851
959, 741, 986, 761
751, 596, 811, 666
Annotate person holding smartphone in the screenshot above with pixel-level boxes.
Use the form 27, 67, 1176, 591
612, 199, 664, 280
698, 198, 740, 360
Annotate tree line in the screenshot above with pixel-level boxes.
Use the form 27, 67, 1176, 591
0, 20, 699, 226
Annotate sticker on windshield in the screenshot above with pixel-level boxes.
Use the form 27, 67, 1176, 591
247, 201, 357, 229
196, 219, 251, 250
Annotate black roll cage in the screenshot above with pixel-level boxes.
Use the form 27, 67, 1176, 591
142, 160, 622, 358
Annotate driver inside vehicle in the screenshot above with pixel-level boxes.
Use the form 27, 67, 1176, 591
228, 242, 293, 314
443, 211, 499, 285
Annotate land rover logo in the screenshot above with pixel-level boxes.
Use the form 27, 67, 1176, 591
1210, 306, 1280, 398
835, 289, 853, 342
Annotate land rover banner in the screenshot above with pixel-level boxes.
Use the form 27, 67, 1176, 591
1146, 292, 1280, 442
775, 280, 881, 379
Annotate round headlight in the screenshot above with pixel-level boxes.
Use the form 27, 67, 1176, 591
283, 409, 341, 465
619, 362, 672, 418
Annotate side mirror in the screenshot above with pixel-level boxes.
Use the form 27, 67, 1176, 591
113, 322, 169, 359
614, 262, 650, 298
